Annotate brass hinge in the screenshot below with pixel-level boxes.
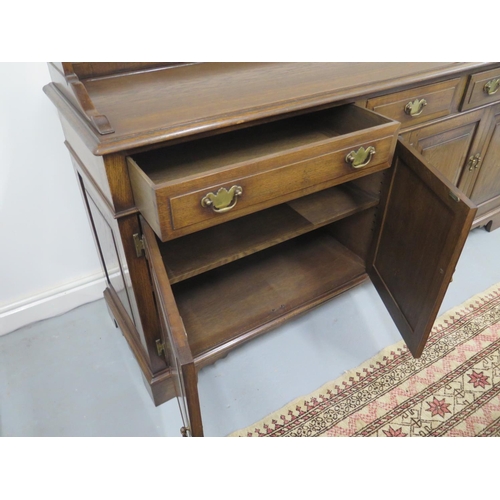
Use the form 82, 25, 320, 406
133, 233, 145, 257
156, 339, 165, 357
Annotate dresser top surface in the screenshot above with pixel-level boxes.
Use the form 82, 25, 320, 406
45, 62, 494, 155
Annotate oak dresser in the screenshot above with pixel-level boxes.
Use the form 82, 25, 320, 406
44, 62, 500, 436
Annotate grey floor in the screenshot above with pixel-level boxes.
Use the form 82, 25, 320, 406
1, 227, 500, 437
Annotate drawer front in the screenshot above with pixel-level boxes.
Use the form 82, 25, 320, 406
366, 78, 463, 128
166, 133, 396, 232
461, 68, 500, 111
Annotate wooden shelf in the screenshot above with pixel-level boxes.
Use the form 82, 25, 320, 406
171, 231, 367, 361
161, 183, 378, 284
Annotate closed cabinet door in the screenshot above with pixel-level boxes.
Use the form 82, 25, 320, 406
405, 108, 487, 196
369, 139, 476, 358
468, 103, 500, 221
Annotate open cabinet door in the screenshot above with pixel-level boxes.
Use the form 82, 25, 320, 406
140, 216, 204, 437
369, 139, 477, 358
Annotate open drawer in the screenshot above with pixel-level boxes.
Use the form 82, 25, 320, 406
127, 104, 400, 241
138, 138, 476, 436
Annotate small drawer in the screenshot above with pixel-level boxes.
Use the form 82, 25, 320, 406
366, 78, 463, 128
127, 105, 400, 241
461, 68, 500, 111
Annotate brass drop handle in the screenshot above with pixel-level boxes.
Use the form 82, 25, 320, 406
468, 153, 482, 171
345, 146, 376, 169
404, 98, 427, 117
484, 78, 500, 96
201, 185, 243, 213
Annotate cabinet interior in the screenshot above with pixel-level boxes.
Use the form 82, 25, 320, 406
156, 172, 386, 359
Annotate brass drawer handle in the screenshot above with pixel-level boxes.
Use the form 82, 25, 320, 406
484, 78, 500, 96
467, 153, 482, 171
404, 98, 427, 117
201, 185, 243, 213
345, 146, 376, 169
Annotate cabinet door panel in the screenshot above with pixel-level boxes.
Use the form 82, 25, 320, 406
469, 104, 500, 208
369, 140, 476, 357
141, 216, 204, 437
407, 109, 484, 194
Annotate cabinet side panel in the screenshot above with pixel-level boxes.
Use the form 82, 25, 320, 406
78, 174, 173, 401
70, 150, 148, 350
85, 190, 136, 325
65, 126, 166, 374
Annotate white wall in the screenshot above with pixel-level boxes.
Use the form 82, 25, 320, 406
0, 63, 104, 335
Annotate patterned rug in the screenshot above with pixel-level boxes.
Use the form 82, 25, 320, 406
231, 283, 500, 437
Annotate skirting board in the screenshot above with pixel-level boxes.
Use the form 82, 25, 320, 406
0, 272, 108, 336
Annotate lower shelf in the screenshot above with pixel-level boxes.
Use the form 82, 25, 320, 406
171, 230, 367, 363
